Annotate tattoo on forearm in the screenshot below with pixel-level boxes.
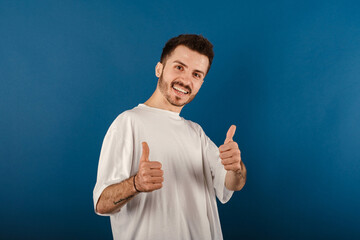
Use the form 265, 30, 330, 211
113, 195, 134, 205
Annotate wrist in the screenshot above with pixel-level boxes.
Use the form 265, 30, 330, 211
133, 174, 141, 193
235, 162, 246, 178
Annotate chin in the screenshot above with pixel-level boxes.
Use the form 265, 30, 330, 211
169, 100, 186, 107
171, 95, 196, 107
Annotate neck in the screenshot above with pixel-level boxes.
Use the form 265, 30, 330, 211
144, 88, 184, 113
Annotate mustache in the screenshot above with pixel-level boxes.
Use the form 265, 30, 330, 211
171, 81, 192, 94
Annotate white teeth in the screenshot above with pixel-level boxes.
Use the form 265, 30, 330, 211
173, 86, 188, 94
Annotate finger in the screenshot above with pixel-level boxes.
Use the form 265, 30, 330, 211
220, 151, 234, 159
149, 161, 162, 169
149, 177, 164, 183
224, 162, 241, 172
142, 169, 164, 177
220, 148, 240, 159
221, 157, 239, 165
140, 162, 163, 171
141, 175, 164, 183
148, 183, 163, 191
140, 142, 150, 162
219, 144, 230, 152
219, 142, 239, 153
224, 125, 236, 144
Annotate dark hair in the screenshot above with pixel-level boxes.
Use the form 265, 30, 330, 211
160, 34, 214, 74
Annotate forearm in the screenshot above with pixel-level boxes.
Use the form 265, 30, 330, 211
96, 175, 139, 214
225, 161, 247, 191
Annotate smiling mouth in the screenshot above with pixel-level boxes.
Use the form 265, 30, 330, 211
173, 86, 189, 94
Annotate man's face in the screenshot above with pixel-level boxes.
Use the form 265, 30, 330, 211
156, 45, 209, 107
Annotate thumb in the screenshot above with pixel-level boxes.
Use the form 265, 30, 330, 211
140, 142, 150, 162
224, 125, 236, 144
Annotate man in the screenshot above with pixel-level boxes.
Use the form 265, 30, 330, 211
93, 34, 247, 240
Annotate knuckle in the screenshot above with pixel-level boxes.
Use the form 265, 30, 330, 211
151, 162, 161, 168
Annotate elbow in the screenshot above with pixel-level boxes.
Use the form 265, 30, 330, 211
96, 200, 121, 215
227, 178, 246, 191
96, 202, 106, 215
226, 184, 244, 192
235, 178, 246, 191
96, 198, 111, 215
235, 183, 245, 191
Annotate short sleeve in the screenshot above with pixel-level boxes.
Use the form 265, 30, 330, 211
93, 114, 134, 215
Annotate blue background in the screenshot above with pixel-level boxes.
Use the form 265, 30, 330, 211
1, 0, 360, 239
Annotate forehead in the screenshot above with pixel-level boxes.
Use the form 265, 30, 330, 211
165, 45, 209, 72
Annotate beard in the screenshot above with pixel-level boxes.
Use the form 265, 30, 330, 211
158, 73, 196, 107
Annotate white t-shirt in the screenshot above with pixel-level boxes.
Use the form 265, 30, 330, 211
93, 104, 233, 240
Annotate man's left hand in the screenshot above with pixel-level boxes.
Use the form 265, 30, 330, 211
219, 125, 242, 173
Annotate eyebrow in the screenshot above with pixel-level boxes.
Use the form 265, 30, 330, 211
173, 60, 205, 76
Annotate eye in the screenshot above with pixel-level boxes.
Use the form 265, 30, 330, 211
193, 72, 202, 79
175, 65, 183, 71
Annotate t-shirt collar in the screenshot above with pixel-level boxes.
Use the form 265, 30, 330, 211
138, 104, 181, 119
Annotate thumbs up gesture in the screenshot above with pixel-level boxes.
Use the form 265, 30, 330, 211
219, 125, 242, 173
134, 142, 164, 192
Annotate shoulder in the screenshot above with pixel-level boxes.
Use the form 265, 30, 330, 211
182, 119, 206, 137
182, 119, 219, 150
103, 106, 144, 143
108, 106, 141, 132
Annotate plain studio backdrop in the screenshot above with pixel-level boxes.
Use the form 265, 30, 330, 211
1, 1, 359, 239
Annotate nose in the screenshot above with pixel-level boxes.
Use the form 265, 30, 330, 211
181, 70, 192, 85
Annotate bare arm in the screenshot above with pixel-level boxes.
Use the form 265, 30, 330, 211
219, 125, 247, 191
96, 175, 139, 214
96, 142, 164, 215
225, 160, 247, 191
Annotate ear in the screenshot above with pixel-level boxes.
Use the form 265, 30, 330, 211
155, 62, 163, 78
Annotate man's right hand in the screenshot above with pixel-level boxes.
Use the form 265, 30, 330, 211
135, 142, 164, 192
